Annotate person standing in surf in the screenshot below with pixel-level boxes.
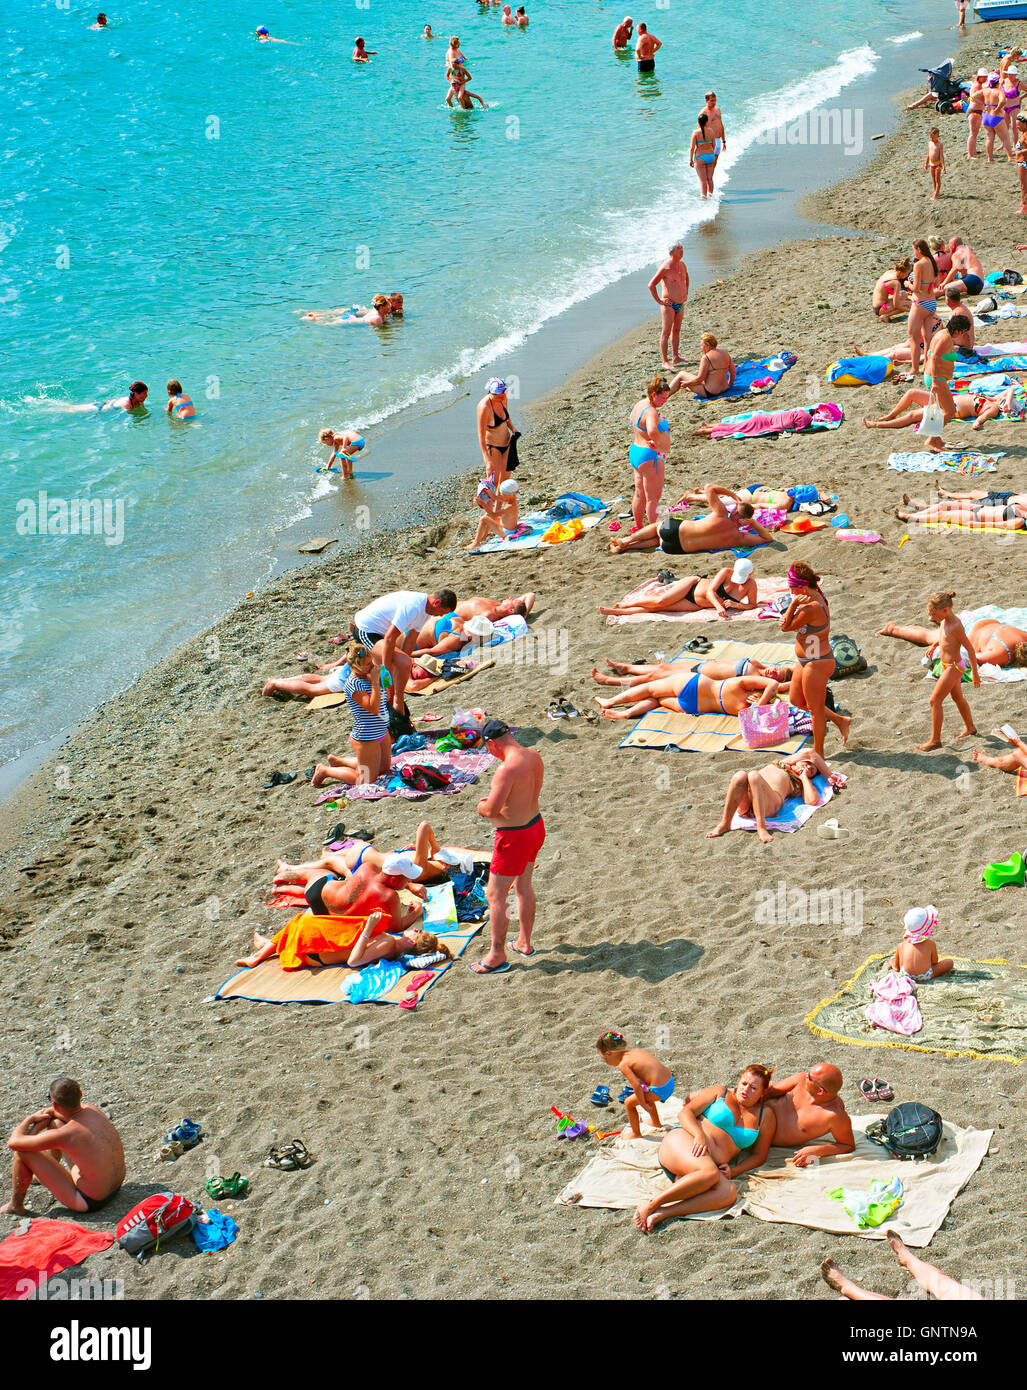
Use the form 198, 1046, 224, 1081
647, 245, 690, 368
635, 23, 661, 74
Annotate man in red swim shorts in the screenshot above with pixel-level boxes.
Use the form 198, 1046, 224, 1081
469, 719, 545, 975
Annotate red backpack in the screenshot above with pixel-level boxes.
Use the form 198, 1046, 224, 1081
116, 1191, 197, 1261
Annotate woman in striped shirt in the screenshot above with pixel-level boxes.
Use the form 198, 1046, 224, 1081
310, 643, 392, 789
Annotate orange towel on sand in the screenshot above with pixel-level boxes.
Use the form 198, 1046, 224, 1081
0, 1219, 114, 1300
272, 911, 384, 970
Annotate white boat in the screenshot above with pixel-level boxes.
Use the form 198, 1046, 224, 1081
975, 1, 1027, 21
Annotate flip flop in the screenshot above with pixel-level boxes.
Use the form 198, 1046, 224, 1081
323, 821, 346, 844
262, 770, 297, 789
873, 1078, 894, 1101
547, 699, 568, 720
166, 1118, 202, 1148
858, 1078, 877, 1101
265, 1145, 297, 1171
683, 637, 712, 654
656, 570, 677, 585
468, 961, 512, 975
510, 943, 535, 957
405, 972, 436, 992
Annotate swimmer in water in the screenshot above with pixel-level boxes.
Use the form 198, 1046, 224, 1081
301, 296, 391, 326
388, 292, 404, 317
447, 64, 487, 110
353, 37, 377, 62
318, 428, 365, 479
423, 26, 434, 39
90, 13, 108, 28
166, 379, 197, 420
255, 26, 298, 44
516, 6, 529, 26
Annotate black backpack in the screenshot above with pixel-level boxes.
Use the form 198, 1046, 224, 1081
388, 700, 414, 741
866, 1102, 943, 1161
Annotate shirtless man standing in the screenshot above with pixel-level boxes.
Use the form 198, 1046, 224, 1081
612, 16, 633, 50
700, 92, 727, 168
634, 22, 661, 74
4, 1077, 126, 1216
470, 721, 545, 974
766, 1065, 856, 1166
648, 244, 690, 368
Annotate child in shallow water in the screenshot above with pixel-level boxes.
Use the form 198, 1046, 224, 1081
889, 905, 953, 982
596, 1031, 674, 1138
917, 590, 979, 751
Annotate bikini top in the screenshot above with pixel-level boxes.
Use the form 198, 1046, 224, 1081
631, 405, 671, 433
488, 401, 510, 430
703, 1089, 764, 1150
796, 590, 829, 637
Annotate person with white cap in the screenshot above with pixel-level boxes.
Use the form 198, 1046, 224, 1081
889, 905, 953, 983
598, 556, 758, 619
470, 720, 545, 975
476, 377, 519, 485
270, 820, 478, 902
468, 473, 527, 550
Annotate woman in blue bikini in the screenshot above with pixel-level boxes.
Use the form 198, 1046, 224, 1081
689, 112, 718, 198
634, 1065, 777, 1232
318, 428, 365, 478
628, 375, 672, 529
594, 662, 781, 719
906, 240, 938, 378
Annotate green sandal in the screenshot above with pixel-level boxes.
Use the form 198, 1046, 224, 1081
205, 1172, 249, 1200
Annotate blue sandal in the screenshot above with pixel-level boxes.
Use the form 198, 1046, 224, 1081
166, 1118, 203, 1149
589, 1084, 610, 1106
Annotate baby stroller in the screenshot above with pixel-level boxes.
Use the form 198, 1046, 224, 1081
920, 60, 966, 114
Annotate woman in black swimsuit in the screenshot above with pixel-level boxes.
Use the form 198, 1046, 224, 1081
598, 557, 757, 618
477, 376, 519, 484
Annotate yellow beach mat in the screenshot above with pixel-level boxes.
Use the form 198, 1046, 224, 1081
912, 521, 1027, 537
807, 954, 1027, 1064
306, 658, 496, 709
617, 638, 805, 753
558, 1106, 991, 1246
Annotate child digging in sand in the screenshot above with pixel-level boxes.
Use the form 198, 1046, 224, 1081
596, 1031, 674, 1137
890, 904, 953, 982
926, 128, 945, 200
916, 591, 979, 750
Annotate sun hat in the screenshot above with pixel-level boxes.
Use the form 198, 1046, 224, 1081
903, 905, 938, 944
977, 67, 989, 77
486, 377, 507, 395
436, 847, 476, 873
1010, 65, 1020, 76
481, 718, 510, 741
381, 853, 424, 880
730, 557, 754, 583
465, 615, 495, 639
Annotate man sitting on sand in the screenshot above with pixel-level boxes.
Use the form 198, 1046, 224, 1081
941, 235, 986, 298
765, 1064, 856, 1167
4, 1077, 125, 1216
706, 749, 839, 845
610, 484, 776, 555
415, 592, 535, 656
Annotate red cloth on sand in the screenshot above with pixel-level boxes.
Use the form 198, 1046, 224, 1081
0, 1218, 115, 1300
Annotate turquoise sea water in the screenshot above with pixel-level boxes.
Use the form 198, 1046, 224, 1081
1, 0, 945, 769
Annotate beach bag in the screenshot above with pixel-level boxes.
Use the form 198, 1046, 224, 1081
117, 1192, 197, 1261
866, 1102, 943, 1161
829, 634, 867, 678
738, 701, 790, 749
388, 701, 414, 740
541, 518, 584, 545
998, 269, 1023, 286
917, 399, 946, 437
546, 491, 604, 519
399, 763, 452, 792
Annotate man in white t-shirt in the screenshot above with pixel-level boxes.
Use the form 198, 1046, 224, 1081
353, 588, 457, 710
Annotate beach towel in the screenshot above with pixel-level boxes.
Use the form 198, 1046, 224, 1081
215, 884, 485, 1007
866, 970, 923, 1035
730, 772, 833, 833
886, 449, 1001, 475
616, 638, 807, 754
826, 356, 893, 386
913, 518, 1027, 537
458, 614, 528, 655
706, 402, 842, 440
470, 499, 615, 554
604, 576, 790, 625
807, 954, 1027, 1064
0, 1220, 115, 1301
314, 736, 495, 801
557, 1108, 990, 1247
695, 352, 795, 402
974, 339, 1027, 355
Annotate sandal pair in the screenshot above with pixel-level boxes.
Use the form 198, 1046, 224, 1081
205, 1172, 249, 1200
684, 637, 712, 655
166, 1118, 202, 1149
859, 1078, 894, 1102
265, 1139, 315, 1171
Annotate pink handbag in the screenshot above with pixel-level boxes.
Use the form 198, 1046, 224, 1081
738, 701, 790, 749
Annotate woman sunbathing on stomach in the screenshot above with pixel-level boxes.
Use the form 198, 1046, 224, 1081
609, 484, 775, 554
634, 1064, 776, 1233
879, 609, 1027, 667
594, 666, 781, 720
599, 556, 757, 619
706, 749, 838, 845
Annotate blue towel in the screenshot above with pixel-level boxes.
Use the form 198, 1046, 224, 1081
192, 1208, 238, 1253
345, 958, 407, 1003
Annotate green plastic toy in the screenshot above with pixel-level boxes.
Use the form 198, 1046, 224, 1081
981, 852, 1026, 890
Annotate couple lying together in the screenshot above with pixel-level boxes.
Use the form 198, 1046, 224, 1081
634, 1063, 855, 1233
237, 821, 476, 971
592, 650, 790, 720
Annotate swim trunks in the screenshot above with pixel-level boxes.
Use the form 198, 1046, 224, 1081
490, 814, 545, 877
78, 1186, 120, 1214
658, 515, 684, 554
961, 273, 984, 295
669, 301, 684, 313
637, 57, 655, 73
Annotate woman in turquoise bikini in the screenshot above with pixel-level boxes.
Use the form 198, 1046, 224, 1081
634, 1065, 777, 1232
628, 375, 672, 529
906, 240, 938, 378
689, 112, 718, 198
